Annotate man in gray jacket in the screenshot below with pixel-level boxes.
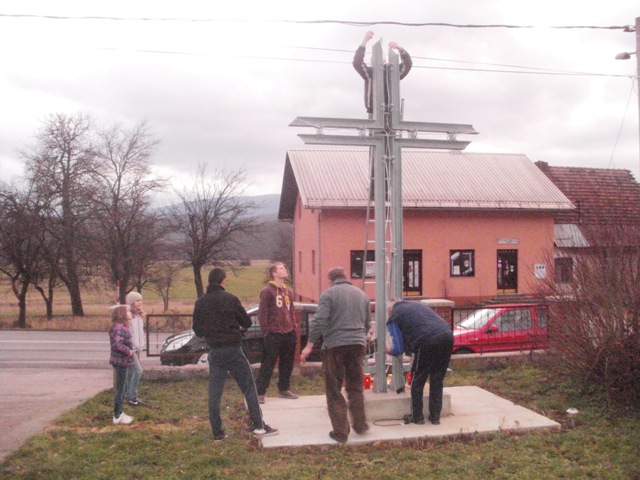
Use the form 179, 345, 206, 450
301, 267, 371, 443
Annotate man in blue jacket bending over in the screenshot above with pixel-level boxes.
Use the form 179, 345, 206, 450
387, 301, 453, 425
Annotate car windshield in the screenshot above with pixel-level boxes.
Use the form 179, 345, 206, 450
456, 308, 498, 330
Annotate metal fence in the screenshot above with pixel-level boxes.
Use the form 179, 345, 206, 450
145, 304, 550, 363
145, 313, 193, 358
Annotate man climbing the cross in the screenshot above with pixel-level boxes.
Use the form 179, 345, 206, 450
352, 30, 413, 117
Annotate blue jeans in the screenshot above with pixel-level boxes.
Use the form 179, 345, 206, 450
125, 353, 143, 401
208, 346, 264, 437
113, 365, 128, 418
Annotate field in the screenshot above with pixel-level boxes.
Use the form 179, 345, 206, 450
0, 260, 273, 330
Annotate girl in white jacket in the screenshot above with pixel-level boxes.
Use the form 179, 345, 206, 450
124, 291, 147, 406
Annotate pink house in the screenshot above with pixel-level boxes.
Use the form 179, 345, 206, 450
278, 149, 575, 306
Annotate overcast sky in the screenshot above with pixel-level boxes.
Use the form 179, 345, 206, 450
1, 1, 638, 198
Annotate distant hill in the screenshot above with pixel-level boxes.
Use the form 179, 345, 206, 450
236, 194, 290, 262
247, 194, 281, 220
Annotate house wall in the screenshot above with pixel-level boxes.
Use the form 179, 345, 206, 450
403, 210, 554, 304
292, 203, 555, 305
292, 195, 321, 301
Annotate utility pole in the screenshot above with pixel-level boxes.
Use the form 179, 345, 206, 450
636, 16, 639, 172
616, 17, 640, 177
291, 40, 477, 393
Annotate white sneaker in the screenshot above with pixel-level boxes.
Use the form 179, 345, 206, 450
113, 412, 134, 425
253, 424, 278, 438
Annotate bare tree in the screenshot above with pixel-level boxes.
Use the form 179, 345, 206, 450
22, 112, 98, 316
30, 219, 64, 319
147, 258, 184, 312
0, 183, 46, 327
88, 121, 166, 303
270, 221, 293, 270
539, 224, 640, 405
166, 164, 261, 298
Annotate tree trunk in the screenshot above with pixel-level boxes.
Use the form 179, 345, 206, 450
17, 295, 27, 328
118, 281, 128, 305
193, 264, 204, 298
46, 282, 54, 318
12, 280, 29, 328
34, 285, 54, 319
66, 266, 85, 316
63, 233, 84, 315
45, 297, 53, 318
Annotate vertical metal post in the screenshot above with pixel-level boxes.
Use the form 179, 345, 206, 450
373, 134, 387, 393
636, 17, 640, 172
371, 42, 388, 393
388, 49, 406, 392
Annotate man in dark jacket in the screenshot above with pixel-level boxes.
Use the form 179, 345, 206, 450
193, 267, 278, 440
387, 301, 453, 425
352, 30, 412, 117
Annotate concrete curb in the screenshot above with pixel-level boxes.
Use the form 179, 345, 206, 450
143, 362, 325, 381
142, 351, 543, 381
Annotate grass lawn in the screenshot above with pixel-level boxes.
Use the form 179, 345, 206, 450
1, 362, 638, 479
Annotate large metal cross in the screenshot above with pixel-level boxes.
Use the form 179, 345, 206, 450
291, 40, 477, 393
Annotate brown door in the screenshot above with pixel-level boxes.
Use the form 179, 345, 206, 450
497, 249, 518, 292
403, 250, 422, 297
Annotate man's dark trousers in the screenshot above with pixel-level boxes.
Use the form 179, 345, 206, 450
411, 333, 453, 421
256, 331, 296, 395
207, 346, 264, 436
322, 344, 368, 442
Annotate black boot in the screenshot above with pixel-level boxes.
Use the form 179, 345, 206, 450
403, 413, 425, 425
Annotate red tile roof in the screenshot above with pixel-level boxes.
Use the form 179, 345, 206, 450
535, 161, 640, 225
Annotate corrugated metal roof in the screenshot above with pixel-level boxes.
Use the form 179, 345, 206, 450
285, 149, 575, 211
554, 224, 590, 248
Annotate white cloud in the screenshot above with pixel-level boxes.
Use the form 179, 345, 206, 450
1, 0, 638, 189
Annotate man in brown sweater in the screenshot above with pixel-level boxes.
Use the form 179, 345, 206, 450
255, 262, 299, 403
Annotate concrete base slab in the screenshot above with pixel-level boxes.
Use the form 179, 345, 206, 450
259, 385, 560, 448
360, 386, 451, 421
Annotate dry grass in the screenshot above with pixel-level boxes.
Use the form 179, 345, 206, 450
0, 260, 273, 330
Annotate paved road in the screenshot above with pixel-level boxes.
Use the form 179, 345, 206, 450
0, 367, 113, 462
0, 330, 167, 369
0, 331, 163, 462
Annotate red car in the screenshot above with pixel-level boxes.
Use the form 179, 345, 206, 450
452, 303, 548, 354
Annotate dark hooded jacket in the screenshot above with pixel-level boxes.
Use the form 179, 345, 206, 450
193, 284, 252, 348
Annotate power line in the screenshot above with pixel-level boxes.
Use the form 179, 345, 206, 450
94, 46, 633, 80
0, 13, 633, 31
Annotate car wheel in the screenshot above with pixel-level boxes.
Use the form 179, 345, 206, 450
452, 347, 474, 355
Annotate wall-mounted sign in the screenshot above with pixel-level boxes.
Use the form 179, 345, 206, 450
497, 238, 519, 245
534, 264, 547, 279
